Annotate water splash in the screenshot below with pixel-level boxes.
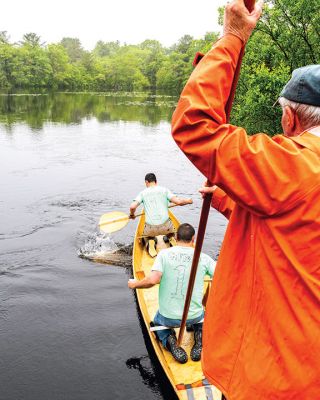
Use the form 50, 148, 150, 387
78, 232, 132, 267
78, 232, 118, 258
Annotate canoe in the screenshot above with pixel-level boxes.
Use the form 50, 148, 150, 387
132, 210, 222, 400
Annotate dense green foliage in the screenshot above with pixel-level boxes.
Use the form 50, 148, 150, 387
0, 0, 319, 133
0, 31, 218, 92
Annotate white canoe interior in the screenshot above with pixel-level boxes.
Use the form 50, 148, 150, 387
132, 211, 222, 400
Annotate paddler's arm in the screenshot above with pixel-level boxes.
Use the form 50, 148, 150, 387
170, 196, 193, 206
128, 271, 162, 289
199, 185, 235, 220
129, 201, 140, 219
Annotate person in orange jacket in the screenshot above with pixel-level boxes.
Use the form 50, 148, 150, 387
171, 0, 320, 399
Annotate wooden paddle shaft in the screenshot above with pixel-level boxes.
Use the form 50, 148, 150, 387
177, 0, 256, 347
100, 216, 130, 226
177, 192, 212, 346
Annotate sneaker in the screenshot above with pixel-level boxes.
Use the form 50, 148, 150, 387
190, 330, 202, 362
146, 238, 157, 258
166, 334, 188, 364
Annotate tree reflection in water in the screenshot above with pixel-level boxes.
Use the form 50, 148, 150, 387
0, 92, 178, 130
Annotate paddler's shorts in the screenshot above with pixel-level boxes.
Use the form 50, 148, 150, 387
143, 219, 175, 237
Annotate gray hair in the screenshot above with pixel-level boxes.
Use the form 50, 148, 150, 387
278, 97, 320, 130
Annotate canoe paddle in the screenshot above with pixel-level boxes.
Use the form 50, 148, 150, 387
99, 204, 179, 234
177, 0, 257, 347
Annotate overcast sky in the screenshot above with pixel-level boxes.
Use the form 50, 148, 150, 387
0, 0, 226, 49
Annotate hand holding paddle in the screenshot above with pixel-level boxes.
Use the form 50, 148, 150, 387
223, 0, 263, 43
199, 182, 218, 199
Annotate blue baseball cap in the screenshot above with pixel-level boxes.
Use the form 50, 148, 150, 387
280, 65, 320, 107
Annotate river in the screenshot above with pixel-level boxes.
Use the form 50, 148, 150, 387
0, 92, 227, 400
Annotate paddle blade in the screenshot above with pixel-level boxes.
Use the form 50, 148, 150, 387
99, 211, 129, 233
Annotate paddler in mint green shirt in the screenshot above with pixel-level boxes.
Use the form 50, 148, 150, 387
129, 173, 193, 237
152, 243, 215, 320
134, 185, 174, 226
128, 223, 216, 363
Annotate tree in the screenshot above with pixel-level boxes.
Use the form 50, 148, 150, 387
20, 32, 44, 47
0, 31, 10, 44
102, 46, 149, 90
257, 0, 320, 70
139, 40, 165, 88
157, 52, 192, 92
157, 32, 219, 92
93, 40, 120, 57
60, 38, 85, 63
0, 43, 15, 87
11, 46, 52, 87
47, 44, 73, 88
172, 34, 194, 56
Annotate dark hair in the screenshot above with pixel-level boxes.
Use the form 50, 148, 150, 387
177, 223, 195, 242
145, 173, 157, 183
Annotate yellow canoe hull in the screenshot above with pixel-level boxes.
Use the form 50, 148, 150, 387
132, 211, 222, 400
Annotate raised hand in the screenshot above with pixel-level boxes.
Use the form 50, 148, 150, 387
224, 0, 264, 43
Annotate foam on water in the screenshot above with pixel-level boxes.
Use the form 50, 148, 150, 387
78, 231, 133, 267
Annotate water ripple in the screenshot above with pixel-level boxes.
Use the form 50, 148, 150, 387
0, 218, 70, 241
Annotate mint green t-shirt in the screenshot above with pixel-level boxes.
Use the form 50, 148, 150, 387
152, 246, 216, 319
134, 186, 175, 225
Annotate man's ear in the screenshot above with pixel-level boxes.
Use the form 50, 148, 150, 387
282, 106, 295, 136
285, 106, 295, 128
283, 106, 303, 136
289, 107, 297, 130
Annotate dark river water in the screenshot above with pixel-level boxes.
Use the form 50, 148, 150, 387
0, 92, 227, 400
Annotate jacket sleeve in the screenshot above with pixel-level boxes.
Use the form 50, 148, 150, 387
211, 187, 235, 220
172, 34, 317, 217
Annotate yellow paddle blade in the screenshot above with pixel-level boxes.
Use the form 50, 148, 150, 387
99, 211, 130, 233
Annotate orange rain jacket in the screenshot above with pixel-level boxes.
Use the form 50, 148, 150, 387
172, 34, 320, 400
